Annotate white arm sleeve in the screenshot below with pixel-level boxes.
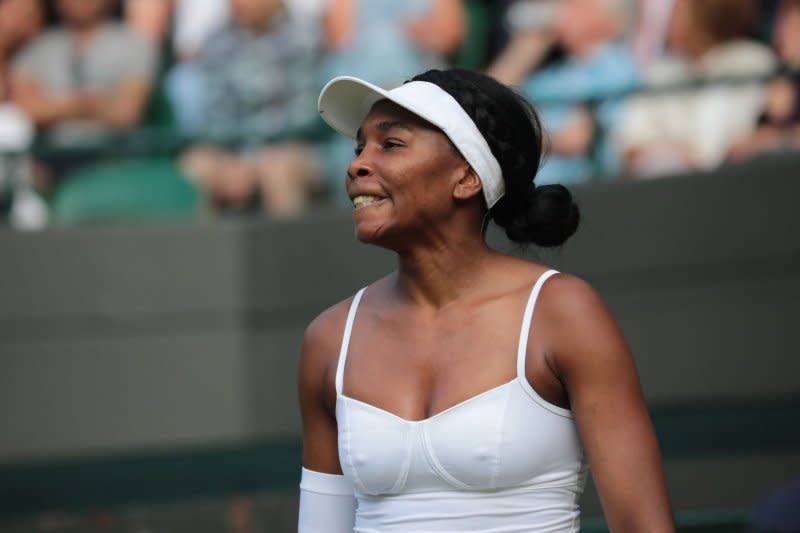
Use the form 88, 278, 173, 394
298, 467, 356, 533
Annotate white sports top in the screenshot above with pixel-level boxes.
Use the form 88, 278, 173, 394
335, 270, 588, 532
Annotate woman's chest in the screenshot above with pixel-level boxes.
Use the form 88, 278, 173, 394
341, 317, 521, 420
336, 380, 583, 496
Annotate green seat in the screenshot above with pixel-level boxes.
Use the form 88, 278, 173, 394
52, 157, 199, 223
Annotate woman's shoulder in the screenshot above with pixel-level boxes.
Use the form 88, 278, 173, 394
297, 293, 357, 397
297, 294, 357, 411
302, 294, 356, 360
495, 256, 595, 300
537, 270, 607, 318
300, 277, 385, 364
500, 259, 608, 325
535, 271, 626, 362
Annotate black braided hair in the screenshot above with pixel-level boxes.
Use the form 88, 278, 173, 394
409, 69, 579, 247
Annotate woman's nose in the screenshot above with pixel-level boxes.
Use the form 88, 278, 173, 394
347, 152, 373, 181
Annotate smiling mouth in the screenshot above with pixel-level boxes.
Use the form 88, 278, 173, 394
352, 195, 385, 209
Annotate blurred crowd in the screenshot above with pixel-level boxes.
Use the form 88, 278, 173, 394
0, 0, 799, 226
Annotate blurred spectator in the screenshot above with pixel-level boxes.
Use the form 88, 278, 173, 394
8, 0, 157, 208
167, 0, 324, 134
179, 0, 323, 216
616, 0, 777, 177
320, 0, 466, 203
0, 0, 44, 99
633, 0, 675, 68
488, 0, 639, 184
0, 0, 41, 141
165, 0, 228, 133
286, 0, 326, 19
773, 0, 800, 69
172, 0, 229, 61
486, 0, 558, 86
170, 0, 318, 61
0, 0, 47, 229
484, 0, 558, 64
322, 0, 464, 86
10, 0, 157, 143
751, 477, 800, 533
125, 0, 174, 45
0, 0, 43, 145
729, 0, 800, 161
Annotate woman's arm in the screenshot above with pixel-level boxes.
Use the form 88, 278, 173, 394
543, 275, 674, 532
297, 303, 356, 532
298, 306, 345, 472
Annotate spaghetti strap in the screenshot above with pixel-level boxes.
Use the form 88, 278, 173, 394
335, 287, 367, 396
516, 270, 560, 380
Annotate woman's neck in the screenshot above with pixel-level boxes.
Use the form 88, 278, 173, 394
394, 231, 496, 310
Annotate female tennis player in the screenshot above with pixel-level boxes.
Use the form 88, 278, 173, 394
298, 68, 674, 532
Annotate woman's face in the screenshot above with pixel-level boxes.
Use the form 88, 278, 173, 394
347, 100, 471, 248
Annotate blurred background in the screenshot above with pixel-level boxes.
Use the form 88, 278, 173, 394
0, 0, 799, 531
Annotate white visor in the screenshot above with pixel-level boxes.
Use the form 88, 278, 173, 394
318, 76, 505, 209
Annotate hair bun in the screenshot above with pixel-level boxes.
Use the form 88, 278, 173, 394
503, 184, 579, 247
409, 69, 580, 247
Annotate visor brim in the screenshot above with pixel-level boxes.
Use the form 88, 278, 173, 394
318, 77, 411, 139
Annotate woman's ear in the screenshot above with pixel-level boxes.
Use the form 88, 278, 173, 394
453, 167, 483, 201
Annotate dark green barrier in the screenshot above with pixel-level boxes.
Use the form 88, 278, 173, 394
1, 397, 798, 518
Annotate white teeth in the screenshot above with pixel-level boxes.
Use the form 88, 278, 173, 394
353, 195, 382, 209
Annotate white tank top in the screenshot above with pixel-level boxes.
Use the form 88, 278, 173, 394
335, 270, 588, 532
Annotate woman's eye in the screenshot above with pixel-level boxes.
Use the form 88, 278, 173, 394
354, 140, 402, 155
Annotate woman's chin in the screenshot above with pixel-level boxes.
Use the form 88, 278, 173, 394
354, 223, 382, 244
352, 204, 391, 244
354, 218, 400, 246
